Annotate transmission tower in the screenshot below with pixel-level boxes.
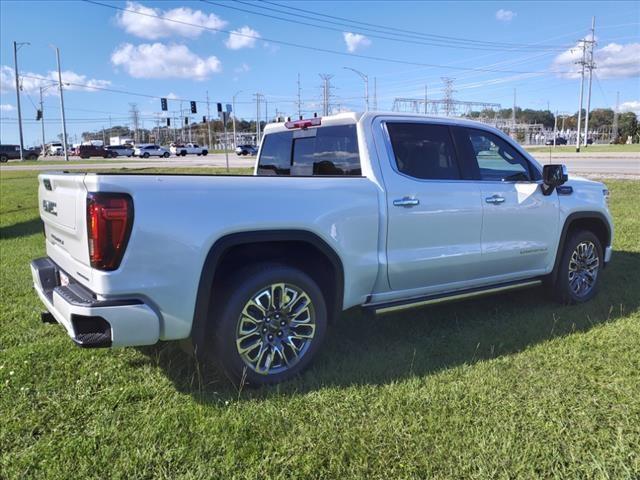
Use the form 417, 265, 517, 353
319, 73, 334, 116
296, 73, 303, 118
612, 91, 620, 141
441, 77, 456, 116
129, 103, 140, 143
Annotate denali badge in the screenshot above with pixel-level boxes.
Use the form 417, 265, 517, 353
43, 199, 57, 216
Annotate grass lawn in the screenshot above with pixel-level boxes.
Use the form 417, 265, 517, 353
1, 169, 639, 479
525, 143, 640, 153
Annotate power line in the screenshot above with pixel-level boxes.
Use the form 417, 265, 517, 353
207, 0, 568, 52
82, 0, 572, 75
255, 0, 572, 50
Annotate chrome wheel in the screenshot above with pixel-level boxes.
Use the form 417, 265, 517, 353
236, 283, 316, 375
568, 241, 599, 297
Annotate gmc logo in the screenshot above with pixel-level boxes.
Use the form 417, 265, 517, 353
42, 200, 57, 216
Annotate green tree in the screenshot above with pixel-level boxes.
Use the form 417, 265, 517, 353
618, 112, 638, 143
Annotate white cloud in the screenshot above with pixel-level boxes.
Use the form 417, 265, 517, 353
117, 1, 227, 40
225, 26, 260, 50
0, 65, 111, 95
234, 63, 251, 73
0, 103, 15, 112
551, 41, 640, 79
111, 43, 222, 80
166, 92, 179, 99
496, 9, 516, 22
619, 100, 640, 115
343, 32, 371, 53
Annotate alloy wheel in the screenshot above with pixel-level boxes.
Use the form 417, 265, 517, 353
568, 241, 599, 297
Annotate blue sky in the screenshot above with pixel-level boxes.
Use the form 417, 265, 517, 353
1, 0, 638, 146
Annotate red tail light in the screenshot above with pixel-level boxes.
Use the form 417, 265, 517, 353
87, 193, 133, 271
284, 117, 321, 130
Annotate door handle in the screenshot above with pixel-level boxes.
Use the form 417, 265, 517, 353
393, 197, 420, 207
485, 195, 505, 204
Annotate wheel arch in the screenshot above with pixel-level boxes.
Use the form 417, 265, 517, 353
190, 230, 345, 354
551, 211, 611, 280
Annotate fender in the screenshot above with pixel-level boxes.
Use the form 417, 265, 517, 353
551, 211, 612, 280
190, 229, 345, 355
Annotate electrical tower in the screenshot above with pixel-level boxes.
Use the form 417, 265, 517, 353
583, 17, 597, 147
129, 103, 140, 143
612, 91, 620, 141
319, 73, 334, 116
441, 77, 456, 116
296, 73, 303, 118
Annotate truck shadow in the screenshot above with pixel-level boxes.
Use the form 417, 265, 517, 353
135, 250, 640, 403
0, 218, 43, 240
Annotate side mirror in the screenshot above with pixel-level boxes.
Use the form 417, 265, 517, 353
541, 164, 568, 195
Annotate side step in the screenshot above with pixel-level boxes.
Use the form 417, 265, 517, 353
365, 279, 542, 315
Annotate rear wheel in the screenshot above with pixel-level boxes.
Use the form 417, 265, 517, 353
163, 152, 170, 158
0, 155, 8, 163
209, 264, 327, 386
552, 230, 603, 304
201, 150, 208, 156
142, 152, 150, 158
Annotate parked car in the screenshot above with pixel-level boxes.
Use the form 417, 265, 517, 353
169, 143, 208, 156
105, 145, 134, 157
235, 144, 258, 156
47, 143, 64, 156
31, 112, 613, 386
0, 144, 39, 162
77, 145, 117, 159
134, 144, 170, 158
545, 136, 568, 146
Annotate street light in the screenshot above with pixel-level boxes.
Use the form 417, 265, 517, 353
39, 83, 57, 157
232, 90, 243, 147
50, 45, 69, 161
343, 67, 369, 112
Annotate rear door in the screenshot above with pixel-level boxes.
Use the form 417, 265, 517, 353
453, 127, 559, 278
380, 121, 484, 292
39, 173, 93, 282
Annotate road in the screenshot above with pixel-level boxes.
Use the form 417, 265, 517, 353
1, 152, 638, 177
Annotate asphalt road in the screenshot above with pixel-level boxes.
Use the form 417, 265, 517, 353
2, 152, 638, 177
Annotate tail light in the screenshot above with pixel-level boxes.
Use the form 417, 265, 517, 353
284, 117, 321, 130
87, 193, 133, 271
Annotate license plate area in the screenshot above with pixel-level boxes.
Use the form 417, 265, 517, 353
59, 270, 70, 287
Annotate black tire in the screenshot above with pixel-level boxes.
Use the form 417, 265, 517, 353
552, 230, 603, 304
181, 151, 187, 157
26, 154, 38, 161
0, 155, 8, 163
163, 152, 170, 158
209, 263, 327, 386
142, 152, 150, 158
201, 150, 208, 156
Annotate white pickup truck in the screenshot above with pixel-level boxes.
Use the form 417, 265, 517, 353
169, 143, 209, 157
31, 112, 613, 385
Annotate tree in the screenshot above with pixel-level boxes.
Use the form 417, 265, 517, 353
618, 112, 638, 143
587, 108, 614, 130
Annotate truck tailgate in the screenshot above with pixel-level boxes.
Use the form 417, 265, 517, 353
39, 173, 93, 284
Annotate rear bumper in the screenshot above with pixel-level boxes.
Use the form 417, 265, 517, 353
31, 257, 160, 348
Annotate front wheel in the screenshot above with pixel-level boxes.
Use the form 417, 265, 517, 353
210, 264, 327, 386
163, 152, 170, 158
552, 230, 603, 304
0, 155, 8, 163
201, 150, 208, 156
142, 152, 150, 158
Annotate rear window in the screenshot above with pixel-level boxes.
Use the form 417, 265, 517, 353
257, 125, 361, 176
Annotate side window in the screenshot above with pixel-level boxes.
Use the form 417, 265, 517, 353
257, 131, 293, 175
465, 128, 534, 182
386, 122, 460, 180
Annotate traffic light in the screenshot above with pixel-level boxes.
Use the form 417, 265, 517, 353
184, 117, 189, 125
190, 101, 197, 114
160, 97, 168, 111
202, 115, 207, 124
166, 118, 171, 127
36, 109, 42, 120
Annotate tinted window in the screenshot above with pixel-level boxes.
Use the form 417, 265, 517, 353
257, 125, 361, 176
386, 122, 460, 180
464, 128, 534, 181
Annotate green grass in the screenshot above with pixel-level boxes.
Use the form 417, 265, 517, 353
1, 170, 639, 479
525, 143, 640, 153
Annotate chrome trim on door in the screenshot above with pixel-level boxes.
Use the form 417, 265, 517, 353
393, 197, 420, 207
485, 195, 505, 204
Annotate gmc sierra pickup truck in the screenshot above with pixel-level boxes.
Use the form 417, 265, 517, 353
31, 112, 613, 385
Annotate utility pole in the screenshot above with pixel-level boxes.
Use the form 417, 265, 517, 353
553, 110, 558, 148
13, 41, 29, 161
39, 86, 46, 157
373, 77, 378, 111
584, 16, 596, 147
424, 84, 428, 114
232, 90, 242, 148
319, 74, 334, 116
53, 46, 69, 161
254, 93, 263, 143
296, 73, 302, 118
206, 91, 213, 148
129, 103, 140, 144
344, 67, 369, 111
512, 88, 517, 126
575, 38, 588, 152
612, 91, 620, 142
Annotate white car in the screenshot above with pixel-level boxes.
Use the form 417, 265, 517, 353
169, 143, 208, 156
133, 144, 170, 158
32, 112, 613, 386
105, 145, 134, 157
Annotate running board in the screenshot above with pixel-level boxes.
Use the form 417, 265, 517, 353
365, 279, 542, 315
